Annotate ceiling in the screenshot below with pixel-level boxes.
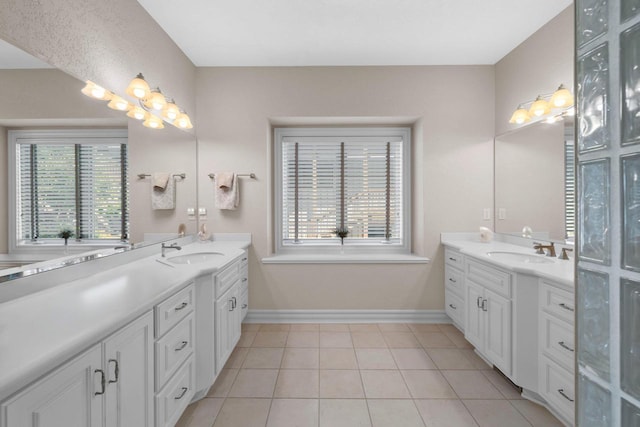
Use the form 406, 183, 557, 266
137, 0, 572, 67
0, 40, 52, 69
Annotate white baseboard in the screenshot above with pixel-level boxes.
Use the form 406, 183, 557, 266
245, 309, 450, 324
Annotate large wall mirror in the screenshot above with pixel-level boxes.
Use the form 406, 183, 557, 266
0, 39, 198, 274
494, 118, 575, 243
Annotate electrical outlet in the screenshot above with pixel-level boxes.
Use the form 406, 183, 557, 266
498, 208, 506, 220
483, 208, 491, 220
187, 207, 196, 221
198, 207, 207, 216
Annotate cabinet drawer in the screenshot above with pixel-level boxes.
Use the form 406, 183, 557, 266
540, 312, 574, 372
445, 247, 464, 269
241, 286, 249, 320
539, 356, 575, 424
445, 265, 464, 296
155, 284, 194, 338
156, 313, 195, 391
445, 289, 464, 328
540, 281, 574, 324
466, 259, 511, 298
215, 260, 240, 298
155, 356, 195, 427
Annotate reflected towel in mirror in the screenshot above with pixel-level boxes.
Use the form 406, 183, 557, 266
152, 172, 170, 190
152, 175, 175, 210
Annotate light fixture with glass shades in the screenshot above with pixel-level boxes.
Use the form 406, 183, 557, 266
81, 73, 194, 130
509, 84, 574, 125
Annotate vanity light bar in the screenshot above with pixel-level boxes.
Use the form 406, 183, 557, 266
509, 84, 574, 125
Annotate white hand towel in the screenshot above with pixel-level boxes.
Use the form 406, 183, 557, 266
215, 173, 239, 210
152, 172, 170, 190
152, 175, 175, 210
216, 171, 234, 189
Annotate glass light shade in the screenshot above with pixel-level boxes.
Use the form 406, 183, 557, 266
162, 101, 180, 120
529, 96, 551, 116
174, 112, 193, 129
126, 74, 150, 100
144, 91, 166, 111
550, 85, 574, 108
107, 95, 130, 111
81, 81, 112, 100
143, 115, 164, 129
127, 106, 148, 121
509, 108, 531, 124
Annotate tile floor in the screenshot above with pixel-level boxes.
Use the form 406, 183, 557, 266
176, 323, 564, 427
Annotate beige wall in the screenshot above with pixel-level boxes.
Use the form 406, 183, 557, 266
495, 6, 574, 136
196, 66, 495, 310
0, 125, 6, 254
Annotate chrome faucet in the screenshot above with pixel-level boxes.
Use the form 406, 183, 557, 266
533, 242, 556, 257
161, 242, 182, 257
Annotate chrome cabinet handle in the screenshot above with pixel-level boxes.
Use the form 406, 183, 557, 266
477, 297, 482, 308
175, 302, 188, 311
482, 299, 488, 312
558, 341, 574, 352
174, 387, 188, 400
108, 359, 119, 384
94, 369, 106, 396
242, 304, 248, 309
448, 278, 457, 283
449, 303, 457, 310
242, 257, 248, 261
558, 389, 574, 402
449, 257, 457, 262
559, 303, 574, 312
175, 341, 188, 351
232, 297, 237, 308
242, 278, 248, 282
229, 301, 234, 311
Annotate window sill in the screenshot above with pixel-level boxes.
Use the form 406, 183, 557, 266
261, 253, 430, 264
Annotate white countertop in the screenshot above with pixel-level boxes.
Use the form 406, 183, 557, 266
0, 239, 248, 402
441, 235, 574, 287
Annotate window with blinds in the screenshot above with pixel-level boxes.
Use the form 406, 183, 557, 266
11, 130, 128, 248
275, 127, 410, 254
564, 136, 576, 239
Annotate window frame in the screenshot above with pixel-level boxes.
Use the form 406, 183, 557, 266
8, 129, 128, 255
273, 127, 412, 256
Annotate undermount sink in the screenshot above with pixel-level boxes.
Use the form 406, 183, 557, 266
167, 252, 225, 264
486, 251, 555, 264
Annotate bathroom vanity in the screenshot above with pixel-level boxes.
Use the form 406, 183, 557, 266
441, 233, 574, 426
0, 236, 250, 427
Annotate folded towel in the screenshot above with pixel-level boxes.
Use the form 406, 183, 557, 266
152, 172, 170, 190
215, 173, 239, 210
216, 171, 234, 189
152, 175, 175, 210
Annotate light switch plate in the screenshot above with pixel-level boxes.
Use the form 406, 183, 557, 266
498, 208, 506, 220
198, 207, 207, 216
483, 208, 491, 220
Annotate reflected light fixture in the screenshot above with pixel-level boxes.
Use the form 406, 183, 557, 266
126, 73, 151, 99
509, 84, 574, 124
144, 89, 167, 111
127, 106, 148, 121
143, 114, 164, 129
174, 111, 193, 129
107, 94, 130, 111
81, 81, 113, 101
162, 100, 180, 120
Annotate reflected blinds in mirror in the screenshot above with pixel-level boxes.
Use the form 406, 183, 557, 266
565, 134, 576, 239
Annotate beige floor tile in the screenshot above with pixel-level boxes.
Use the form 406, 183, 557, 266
213, 398, 272, 427
442, 370, 503, 399
414, 399, 479, 427
481, 370, 523, 399
414, 332, 456, 348
207, 369, 239, 397
320, 332, 353, 348
443, 329, 475, 349
459, 349, 493, 370
242, 348, 284, 369
186, 398, 224, 427
390, 348, 437, 370
377, 323, 410, 332
360, 370, 411, 398
320, 348, 359, 369
236, 332, 256, 348
401, 370, 457, 399
241, 323, 261, 332
267, 399, 319, 427
355, 348, 397, 369
351, 332, 388, 348
437, 324, 462, 334
319, 369, 365, 398
176, 401, 198, 427
462, 400, 532, 427
260, 323, 291, 331
274, 369, 319, 398
319, 399, 372, 427
367, 399, 426, 427
252, 331, 288, 347
287, 331, 320, 347
290, 323, 320, 331
510, 399, 564, 426
228, 369, 278, 398
426, 348, 476, 370
224, 347, 249, 369
382, 332, 421, 348
281, 348, 320, 369
319, 323, 350, 332
408, 323, 441, 333
349, 324, 381, 332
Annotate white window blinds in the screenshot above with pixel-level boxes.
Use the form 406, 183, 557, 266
564, 137, 576, 239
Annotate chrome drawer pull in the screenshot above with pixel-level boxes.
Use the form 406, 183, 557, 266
108, 359, 119, 384
558, 341, 574, 352
242, 304, 248, 309
448, 278, 457, 283
175, 302, 188, 311
557, 388, 574, 402
242, 257, 248, 261
175, 341, 188, 351
558, 303, 574, 312
482, 299, 488, 312
449, 303, 457, 310
449, 257, 457, 262
477, 296, 482, 308
174, 387, 188, 400
242, 278, 248, 282
94, 369, 106, 396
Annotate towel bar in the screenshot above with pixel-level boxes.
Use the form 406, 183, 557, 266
137, 173, 186, 179
208, 173, 256, 179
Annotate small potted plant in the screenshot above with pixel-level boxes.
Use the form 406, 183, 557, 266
58, 228, 74, 254
334, 226, 349, 246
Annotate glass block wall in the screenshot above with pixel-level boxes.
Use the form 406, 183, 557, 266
576, 0, 640, 425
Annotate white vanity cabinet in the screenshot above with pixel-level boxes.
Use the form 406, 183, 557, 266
240, 249, 249, 320
1, 312, 154, 427
444, 247, 465, 330
215, 258, 242, 373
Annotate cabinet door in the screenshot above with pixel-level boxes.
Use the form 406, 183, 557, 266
484, 289, 512, 375
230, 285, 242, 350
103, 311, 154, 427
465, 280, 484, 350
215, 292, 233, 372
3, 345, 103, 427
